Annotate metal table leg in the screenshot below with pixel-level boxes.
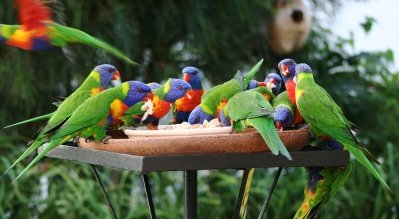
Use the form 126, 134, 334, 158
257, 167, 283, 219
233, 169, 254, 219
184, 170, 197, 219
90, 164, 118, 219
142, 174, 157, 219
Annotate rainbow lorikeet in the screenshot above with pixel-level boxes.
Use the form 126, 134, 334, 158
120, 78, 191, 129
173, 66, 204, 123
188, 59, 263, 124
12, 81, 151, 181
4, 64, 121, 129
294, 163, 353, 219
223, 89, 291, 219
0, 0, 138, 65
3, 64, 121, 176
278, 58, 303, 125
272, 91, 295, 131
295, 63, 389, 190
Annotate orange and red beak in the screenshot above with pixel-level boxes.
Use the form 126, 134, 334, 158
281, 65, 289, 76
276, 121, 283, 131
112, 70, 121, 80
183, 73, 190, 82
269, 78, 276, 85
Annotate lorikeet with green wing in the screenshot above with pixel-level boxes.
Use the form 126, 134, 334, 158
223, 89, 291, 219
294, 162, 353, 219
120, 78, 191, 129
0, 0, 137, 65
272, 91, 295, 131
173, 66, 204, 123
4, 64, 121, 129
295, 63, 389, 190
188, 59, 263, 124
3, 64, 121, 176
12, 81, 151, 181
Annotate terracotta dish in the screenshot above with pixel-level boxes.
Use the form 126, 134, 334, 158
78, 127, 311, 156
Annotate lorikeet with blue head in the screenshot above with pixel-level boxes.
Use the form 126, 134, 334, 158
0, 0, 138, 65
278, 58, 303, 125
264, 72, 282, 96
188, 59, 263, 124
173, 66, 204, 124
3, 64, 121, 176
11, 81, 151, 181
272, 91, 295, 131
120, 78, 191, 129
295, 63, 389, 191
4, 64, 121, 129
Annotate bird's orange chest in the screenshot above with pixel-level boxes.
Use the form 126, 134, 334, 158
151, 95, 172, 119
110, 99, 130, 120
7, 27, 49, 50
285, 80, 297, 105
175, 90, 204, 112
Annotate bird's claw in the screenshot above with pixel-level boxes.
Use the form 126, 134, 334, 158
85, 137, 94, 143
102, 136, 112, 144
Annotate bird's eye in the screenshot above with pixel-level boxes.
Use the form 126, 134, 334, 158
107, 68, 114, 73
195, 116, 200, 123
138, 87, 144, 93
178, 85, 183, 91
192, 72, 197, 75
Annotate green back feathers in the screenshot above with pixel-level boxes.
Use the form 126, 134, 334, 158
200, 59, 263, 116
226, 90, 273, 121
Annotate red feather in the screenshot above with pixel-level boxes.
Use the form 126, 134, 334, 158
14, 0, 52, 30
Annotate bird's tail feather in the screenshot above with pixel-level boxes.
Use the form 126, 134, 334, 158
235, 59, 263, 90
12, 135, 70, 182
345, 144, 390, 191
51, 24, 139, 65
2, 138, 46, 177
250, 117, 292, 160
3, 112, 53, 129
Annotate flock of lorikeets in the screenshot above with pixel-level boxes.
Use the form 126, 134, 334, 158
1, 0, 389, 219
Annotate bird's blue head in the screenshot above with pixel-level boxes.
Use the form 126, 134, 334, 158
125, 81, 152, 107
278, 58, 297, 83
182, 66, 203, 89
265, 73, 282, 95
147, 82, 161, 89
294, 63, 313, 83
94, 64, 121, 88
218, 108, 231, 127
188, 106, 213, 124
164, 79, 192, 102
247, 80, 259, 89
273, 106, 293, 131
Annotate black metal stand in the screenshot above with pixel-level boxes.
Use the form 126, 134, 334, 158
39, 145, 350, 219
90, 164, 118, 219
257, 167, 283, 219
184, 170, 197, 219
142, 174, 157, 219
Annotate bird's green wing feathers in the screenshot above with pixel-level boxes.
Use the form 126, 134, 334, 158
48, 23, 138, 65
249, 117, 291, 160
233, 59, 263, 90
298, 84, 389, 190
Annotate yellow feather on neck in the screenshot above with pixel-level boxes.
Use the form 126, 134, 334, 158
163, 79, 171, 94
90, 71, 101, 83
121, 82, 130, 96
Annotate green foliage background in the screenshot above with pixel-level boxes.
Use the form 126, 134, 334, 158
1, 0, 398, 218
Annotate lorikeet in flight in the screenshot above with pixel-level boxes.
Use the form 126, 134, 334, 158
174, 66, 204, 123
0, 0, 138, 65
295, 63, 389, 190
3, 64, 121, 176
188, 59, 263, 124
11, 81, 151, 181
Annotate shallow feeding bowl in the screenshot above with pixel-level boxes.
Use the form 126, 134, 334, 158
78, 125, 311, 156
